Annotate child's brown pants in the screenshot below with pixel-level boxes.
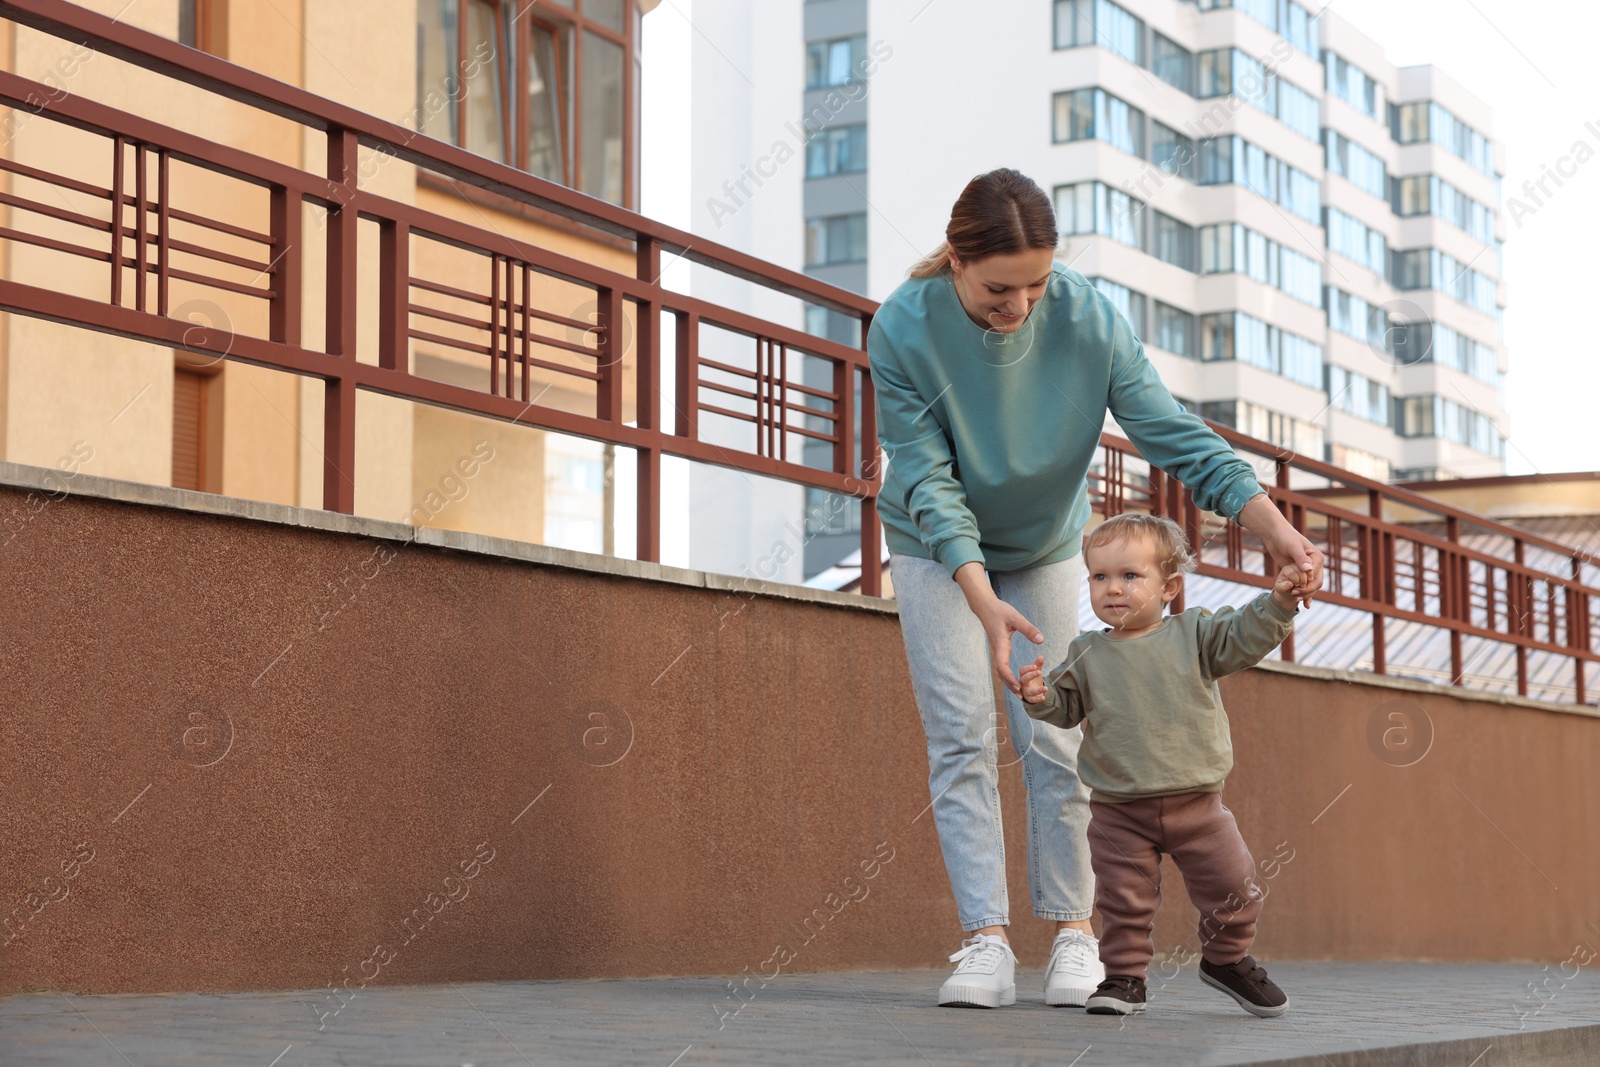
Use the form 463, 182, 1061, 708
1087, 791, 1263, 981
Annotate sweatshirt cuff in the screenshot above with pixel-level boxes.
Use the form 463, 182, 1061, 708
934, 536, 986, 578
1259, 590, 1298, 623
1220, 478, 1269, 522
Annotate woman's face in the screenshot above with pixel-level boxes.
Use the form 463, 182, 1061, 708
948, 247, 1054, 334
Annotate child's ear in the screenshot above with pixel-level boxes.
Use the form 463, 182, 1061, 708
1161, 573, 1183, 606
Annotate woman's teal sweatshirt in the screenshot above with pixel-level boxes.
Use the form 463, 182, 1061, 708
867, 262, 1265, 577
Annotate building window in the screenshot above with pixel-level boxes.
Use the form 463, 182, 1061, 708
1053, 0, 1145, 66
1151, 122, 1197, 182
1152, 211, 1195, 272
1197, 223, 1321, 307
1089, 277, 1147, 339
1323, 50, 1384, 121
1198, 46, 1318, 141
1152, 32, 1193, 94
805, 124, 867, 178
1391, 248, 1499, 316
1052, 88, 1145, 158
1390, 100, 1495, 177
1153, 301, 1195, 358
1326, 365, 1392, 426
1324, 128, 1387, 201
1193, 135, 1320, 222
1325, 286, 1390, 351
178, 0, 227, 56
1391, 174, 1496, 243
1055, 181, 1145, 249
1394, 395, 1504, 457
1327, 443, 1391, 481
1324, 207, 1387, 275
1196, 0, 1319, 57
805, 213, 867, 266
416, 0, 634, 205
806, 35, 868, 89
1199, 310, 1323, 388
1201, 398, 1325, 457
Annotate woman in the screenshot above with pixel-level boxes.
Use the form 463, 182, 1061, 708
868, 168, 1324, 1008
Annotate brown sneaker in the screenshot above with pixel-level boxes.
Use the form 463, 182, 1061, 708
1085, 975, 1147, 1015
1199, 955, 1290, 1017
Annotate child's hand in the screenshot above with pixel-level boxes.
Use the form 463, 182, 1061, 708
1019, 656, 1047, 703
1271, 563, 1304, 610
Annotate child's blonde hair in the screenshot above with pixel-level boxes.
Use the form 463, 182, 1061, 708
1083, 513, 1197, 580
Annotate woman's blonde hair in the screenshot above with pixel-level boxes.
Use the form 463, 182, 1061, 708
1083, 513, 1197, 579
908, 168, 1058, 278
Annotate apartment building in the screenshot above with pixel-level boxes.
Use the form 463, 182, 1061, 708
681, 0, 1509, 580
0, 0, 656, 553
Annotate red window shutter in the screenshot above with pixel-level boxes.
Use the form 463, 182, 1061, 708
173, 368, 205, 491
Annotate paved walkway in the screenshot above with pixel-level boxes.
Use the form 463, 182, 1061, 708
3, 962, 1598, 1066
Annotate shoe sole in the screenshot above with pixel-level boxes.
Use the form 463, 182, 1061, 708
1085, 994, 1145, 1015
938, 983, 1016, 1008
1199, 970, 1289, 1017
1044, 986, 1094, 1007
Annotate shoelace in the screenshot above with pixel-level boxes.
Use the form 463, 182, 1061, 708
1047, 931, 1098, 979
948, 936, 1015, 974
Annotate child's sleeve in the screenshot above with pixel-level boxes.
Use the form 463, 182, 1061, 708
1196, 592, 1297, 680
1024, 652, 1086, 729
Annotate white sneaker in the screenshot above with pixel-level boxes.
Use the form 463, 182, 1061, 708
1043, 929, 1105, 1007
937, 934, 1017, 1007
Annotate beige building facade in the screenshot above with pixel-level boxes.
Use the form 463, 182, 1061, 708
0, 0, 657, 551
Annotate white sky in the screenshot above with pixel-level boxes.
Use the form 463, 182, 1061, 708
643, 0, 1600, 477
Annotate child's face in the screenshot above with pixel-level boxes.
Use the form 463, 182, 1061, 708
1086, 534, 1181, 633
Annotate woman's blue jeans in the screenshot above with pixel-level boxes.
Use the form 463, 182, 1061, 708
891, 550, 1094, 931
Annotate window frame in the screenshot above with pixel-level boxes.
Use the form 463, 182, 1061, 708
418, 0, 638, 208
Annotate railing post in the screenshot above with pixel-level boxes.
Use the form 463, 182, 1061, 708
858, 359, 881, 598
596, 284, 625, 423
1446, 516, 1463, 685
1513, 540, 1529, 697
378, 219, 409, 371
320, 128, 359, 513
269, 184, 302, 347
634, 238, 661, 563
1572, 556, 1588, 705
674, 310, 698, 439
1368, 489, 1385, 675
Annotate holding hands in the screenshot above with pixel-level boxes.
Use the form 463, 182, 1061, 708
1270, 562, 1306, 611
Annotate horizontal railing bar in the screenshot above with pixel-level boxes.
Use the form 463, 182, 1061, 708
166, 237, 272, 274
407, 303, 598, 360
0, 188, 111, 231
1207, 424, 1593, 562
164, 265, 273, 299
1194, 562, 1599, 661
0, 224, 109, 262
408, 329, 603, 382
166, 206, 274, 246
0, 152, 111, 197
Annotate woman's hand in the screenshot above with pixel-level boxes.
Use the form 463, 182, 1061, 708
1238, 494, 1325, 607
954, 561, 1043, 696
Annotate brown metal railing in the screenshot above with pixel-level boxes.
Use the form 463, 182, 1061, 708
1092, 428, 1598, 704
0, 0, 883, 588
0, 1, 1594, 702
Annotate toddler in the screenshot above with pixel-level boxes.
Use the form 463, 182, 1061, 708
1020, 512, 1301, 1017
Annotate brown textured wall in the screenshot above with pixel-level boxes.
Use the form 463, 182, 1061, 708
1, 484, 1597, 997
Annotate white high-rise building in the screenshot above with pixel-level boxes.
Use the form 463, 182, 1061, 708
670, 0, 1509, 581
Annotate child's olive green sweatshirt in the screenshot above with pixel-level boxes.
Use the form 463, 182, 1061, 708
1025, 592, 1297, 803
